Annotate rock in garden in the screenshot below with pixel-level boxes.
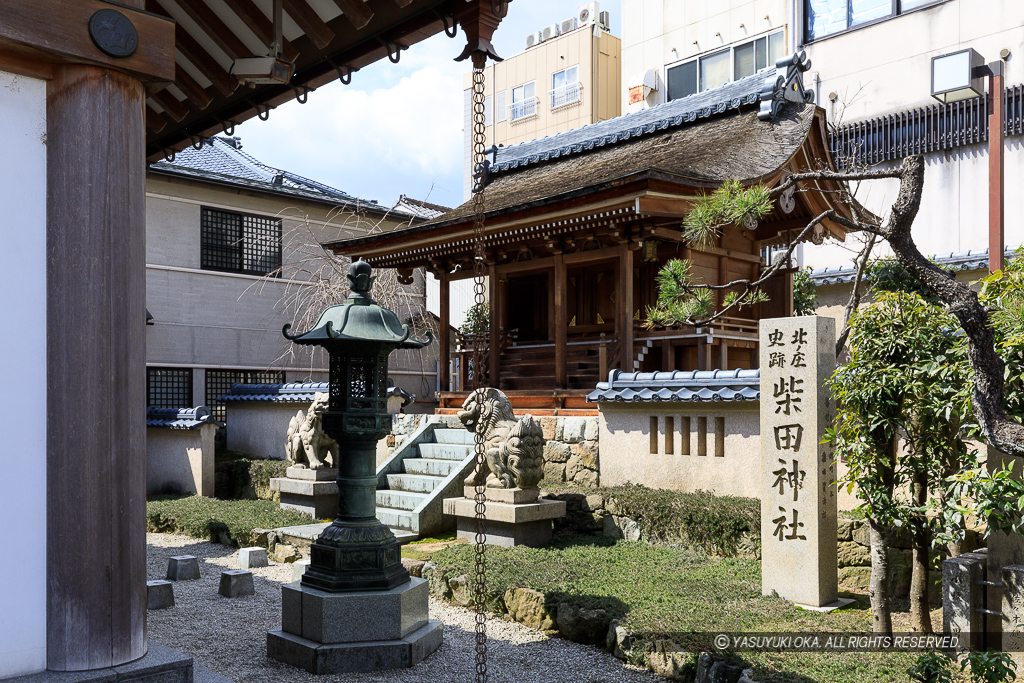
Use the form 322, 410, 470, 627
449, 574, 472, 606
604, 515, 642, 541
218, 569, 255, 598
543, 441, 571, 463
646, 640, 690, 680
292, 560, 310, 582
542, 462, 566, 483
251, 528, 277, 549
504, 587, 556, 630
166, 555, 200, 581
836, 517, 855, 542
273, 543, 302, 564
708, 660, 744, 683
605, 618, 632, 659
238, 547, 268, 569
838, 566, 871, 591
402, 557, 425, 578
555, 603, 610, 644
837, 541, 870, 568
583, 494, 604, 511
146, 580, 174, 610
584, 417, 599, 441
693, 652, 712, 683
422, 562, 452, 599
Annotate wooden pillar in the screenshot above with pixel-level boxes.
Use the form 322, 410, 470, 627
719, 340, 729, 371
488, 265, 499, 388
439, 273, 450, 392
989, 64, 1005, 273
46, 62, 147, 670
619, 246, 634, 371
554, 256, 567, 389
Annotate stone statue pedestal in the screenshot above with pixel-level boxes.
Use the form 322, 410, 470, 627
443, 489, 566, 547
267, 577, 442, 674
270, 467, 338, 519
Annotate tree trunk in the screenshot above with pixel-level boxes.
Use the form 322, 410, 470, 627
868, 518, 893, 635
909, 469, 933, 633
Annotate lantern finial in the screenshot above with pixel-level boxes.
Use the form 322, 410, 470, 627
348, 258, 374, 295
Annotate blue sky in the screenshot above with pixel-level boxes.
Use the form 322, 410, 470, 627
236, 0, 621, 211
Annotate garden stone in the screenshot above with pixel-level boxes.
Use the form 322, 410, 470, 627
540, 417, 557, 441
166, 555, 200, 581
836, 518, 855, 542
504, 587, 556, 630
273, 543, 302, 563
555, 603, 610, 644
449, 574, 471, 606
583, 494, 604, 511
422, 562, 452, 599
561, 417, 586, 443
252, 528, 278, 549
605, 618, 632, 659
889, 548, 912, 598
542, 462, 566, 483
584, 417, 599, 441
543, 441, 571, 464
838, 567, 871, 591
146, 580, 174, 610
739, 668, 758, 683
573, 441, 599, 471
239, 546, 268, 569
852, 524, 870, 547
402, 558, 425, 578
693, 652, 713, 683
219, 569, 255, 598
292, 559, 310, 582
709, 660, 743, 683
572, 467, 599, 488
604, 515, 642, 541
837, 541, 870, 567
647, 640, 690, 680
567, 510, 603, 531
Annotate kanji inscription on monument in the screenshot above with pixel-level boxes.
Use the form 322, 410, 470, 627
760, 315, 838, 607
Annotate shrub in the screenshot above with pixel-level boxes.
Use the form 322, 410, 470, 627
214, 455, 288, 500
146, 496, 312, 547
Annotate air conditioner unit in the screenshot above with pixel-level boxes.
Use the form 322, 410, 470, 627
598, 11, 610, 30
560, 17, 577, 34
578, 1, 599, 25
526, 32, 539, 49
541, 24, 560, 42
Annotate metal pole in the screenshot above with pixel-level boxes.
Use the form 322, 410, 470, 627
989, 61, 1004, 273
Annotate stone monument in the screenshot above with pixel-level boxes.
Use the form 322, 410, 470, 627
269, 392, 339, 519
759, 316, 846, 609
267, 260, 441, 674
442, 388, 566, 546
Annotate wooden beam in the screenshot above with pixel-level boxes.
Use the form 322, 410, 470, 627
221, 0, 300, 61
332, 0, 373, 30
147, 2, 236, 96
147, 105, 168, 133
439, 274, 450, 393
488, 265, 499, 389
554, 255, 567, 389
283, 0, 335, 49
175, 0, 251, 60
619, 245, 634, 371
152, 89, 189, 122
174, 63, 213, 109
719, 339, 728, 371
635, 195, 693, 217
393, 0, 414, 6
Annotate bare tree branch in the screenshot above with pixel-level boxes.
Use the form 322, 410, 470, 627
836, 232, 877, 356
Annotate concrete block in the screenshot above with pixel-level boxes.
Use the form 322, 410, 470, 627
462, 486, 539, 504
147, 580, 175, 610
286, 466, 338, 481
166, 555, 200, 581
282, 582, 303, 636
299, 578, 429, 644
943, 554, 984, 650
292, 559, 311, 582
238, 546, 268, 569
219, 569, 255, 598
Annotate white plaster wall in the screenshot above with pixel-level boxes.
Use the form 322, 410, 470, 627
146, 427, 215, 497
0, 70, 47, 677
226, 402, 302, 460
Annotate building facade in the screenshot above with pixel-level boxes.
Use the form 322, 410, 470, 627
620, 0, 1024, 270
146, 137, 440, 423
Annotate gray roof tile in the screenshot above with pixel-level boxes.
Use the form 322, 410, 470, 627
809, 246, 1021, 286
146, 406, 219, 430
587, 368, 761, 403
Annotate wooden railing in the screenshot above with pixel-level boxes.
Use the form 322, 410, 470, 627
452, 328, 517, 391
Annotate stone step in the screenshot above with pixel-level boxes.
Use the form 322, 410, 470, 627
386, 473, 447, 493
403, 457, 460, 477
376, 489, 429, 511
417, 443, 473, 460
434, 428, 474, 445
375, 506, 413, 530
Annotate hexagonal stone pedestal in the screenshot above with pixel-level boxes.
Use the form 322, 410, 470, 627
443, 496, 567, 547
270, 468, 338, 519
267, 577, 442, 674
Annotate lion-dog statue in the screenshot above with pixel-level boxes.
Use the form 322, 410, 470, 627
458, 387, 544, 489
285, 392, 339, 470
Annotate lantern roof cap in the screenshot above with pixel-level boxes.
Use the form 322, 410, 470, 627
283, 259, 432, 349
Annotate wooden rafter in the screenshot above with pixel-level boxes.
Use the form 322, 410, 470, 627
220, 0, 300, 61
146, 1, 236, 96
146, 106, 169, 133
152, 89, 190, 122
174, 63, 213, 109
283, 0, 335, 49
331, 0, 373, 30
174, 0, 251, 61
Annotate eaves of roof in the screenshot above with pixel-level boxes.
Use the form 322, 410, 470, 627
809, 246, 1021, 286
220, 382, 329, 403
146, 406, 220, 430
588, 368, 761, 403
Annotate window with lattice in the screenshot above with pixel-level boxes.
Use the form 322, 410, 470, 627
201, 206, 282, 276
205, 369, 285, 423
147, 367, 193, 409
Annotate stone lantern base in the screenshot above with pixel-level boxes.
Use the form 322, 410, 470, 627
270, 467, 338, 519
443, 490, 566, 547
267, 578, 442, 674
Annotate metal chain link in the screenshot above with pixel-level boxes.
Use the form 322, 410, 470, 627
470, 54, 489, 683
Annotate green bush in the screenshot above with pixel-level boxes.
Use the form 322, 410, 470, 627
214, 455, 288, 500
146, 496, 312, 547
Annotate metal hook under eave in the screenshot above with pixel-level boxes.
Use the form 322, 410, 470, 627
377, 36, 405, 64
217, 118, 236, 136
292, 85, 309, 104
163, 148, 176, 163
190, 135, 205, 151
326, 57, 356, 85
490, 0, 509, 19
433, 9, 458, 38
247, 99, 273, 121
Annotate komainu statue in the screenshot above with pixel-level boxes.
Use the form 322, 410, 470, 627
458, 387, 544, 489
285, 392, 338, 470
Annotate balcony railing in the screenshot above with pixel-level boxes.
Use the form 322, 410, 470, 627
550, 82, 582, 110
509, 97, 538, 122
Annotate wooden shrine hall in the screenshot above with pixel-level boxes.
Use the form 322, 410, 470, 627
327, 54, 861, 414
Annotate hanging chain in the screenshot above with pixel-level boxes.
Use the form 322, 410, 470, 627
470, 53, 489, 683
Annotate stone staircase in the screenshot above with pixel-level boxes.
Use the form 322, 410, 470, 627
374, 423, 476, 542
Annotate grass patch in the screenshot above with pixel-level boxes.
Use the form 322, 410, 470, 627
402, 530, 459, 561
147, 495, 312, 547
431, 535, 916, 683
214, 456, 288, 500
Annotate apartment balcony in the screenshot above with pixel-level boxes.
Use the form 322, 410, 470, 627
509, 97, 539, 122
550, 82, 582, 110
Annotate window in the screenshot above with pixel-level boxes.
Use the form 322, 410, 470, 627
509, 81, 537, 121
148, 367, 192, 409
667, 30, 785, 103
201, 207, 282, 276
551, 65, 581, 109
806, 0, 945, 41
205, 369, 285, 423
495, 91, 507, 123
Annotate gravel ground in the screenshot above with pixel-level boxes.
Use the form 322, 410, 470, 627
147, 533, 661, 683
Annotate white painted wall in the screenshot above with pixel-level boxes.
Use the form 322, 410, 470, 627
0, 70, 47, 677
